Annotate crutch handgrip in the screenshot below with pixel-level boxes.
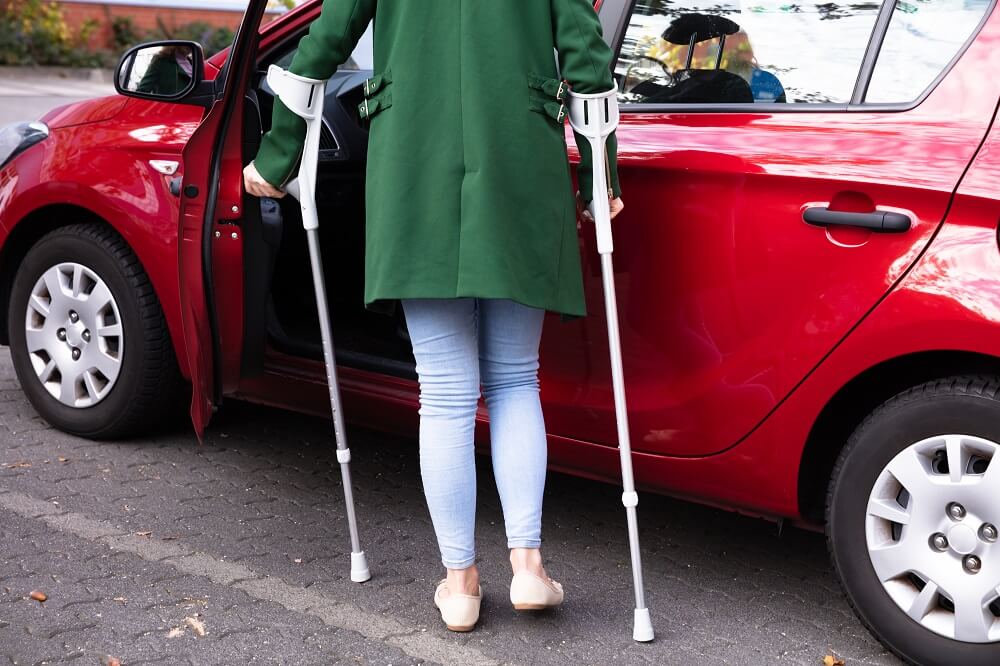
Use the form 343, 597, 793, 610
264, 65, 326, 231
567, 83, 620, 255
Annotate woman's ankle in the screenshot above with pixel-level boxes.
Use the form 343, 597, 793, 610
509, 547, 545, 576
445, 564, 480, 595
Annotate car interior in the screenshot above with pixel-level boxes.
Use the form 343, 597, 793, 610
240, 33, 417, 381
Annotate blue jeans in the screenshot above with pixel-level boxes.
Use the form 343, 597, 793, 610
400, 297, 548, 570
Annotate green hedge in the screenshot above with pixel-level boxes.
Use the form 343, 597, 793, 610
0, 0, 104, 67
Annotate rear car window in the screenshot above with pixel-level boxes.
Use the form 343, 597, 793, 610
615, 1, 881, 105
865, 0, 993, 104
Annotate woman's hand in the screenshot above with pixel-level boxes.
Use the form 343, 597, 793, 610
243, 161, 286, 199
576, 191, 624, 224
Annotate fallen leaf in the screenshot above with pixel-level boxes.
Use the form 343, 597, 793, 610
29, 590, 47, 602
185, 615, 207, 637
293, 558, 302, 563
101, 656, 121, 666
135, 531, 152, 538
112, 596, 127, 604
57, 456, 68, 463
166, 626, 184, 638
3, 462, 31, 468
823, 656, 845, 666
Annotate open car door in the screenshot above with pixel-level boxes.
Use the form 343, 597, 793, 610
178, 0, 269, 436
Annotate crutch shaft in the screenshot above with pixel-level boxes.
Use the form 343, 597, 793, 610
305, 230, 361, 549
600, 252, 647, 611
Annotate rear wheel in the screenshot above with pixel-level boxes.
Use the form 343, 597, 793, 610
7, 224, 181, 438
827, 376, 1000, 665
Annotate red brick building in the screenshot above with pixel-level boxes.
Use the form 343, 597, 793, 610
56, 0, 290, 51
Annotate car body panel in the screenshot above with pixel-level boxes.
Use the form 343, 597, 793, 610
547, 5, 1000, 457
0, 112, 198, 376
40, 95, 127, 130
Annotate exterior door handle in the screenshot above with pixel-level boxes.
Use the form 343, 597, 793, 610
803, 206, 911, 233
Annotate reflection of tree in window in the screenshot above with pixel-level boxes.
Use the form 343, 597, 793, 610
617, 3, 881, 105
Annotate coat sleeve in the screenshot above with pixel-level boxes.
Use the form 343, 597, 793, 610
253, 0, 376, 189
550, 0, 622, 204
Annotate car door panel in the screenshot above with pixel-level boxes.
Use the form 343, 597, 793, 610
541, 6, 1000, 457
178, 0, 268, 435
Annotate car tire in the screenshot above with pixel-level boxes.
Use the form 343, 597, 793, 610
7, 224, 182, 439
827, 376, 1000, 666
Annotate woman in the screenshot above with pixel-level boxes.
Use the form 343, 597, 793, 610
244, 0, 624, 632
136, 44, 193, 96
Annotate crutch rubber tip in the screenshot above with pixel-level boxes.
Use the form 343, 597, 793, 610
633, 608, 655, 642
350, 551, 371, 583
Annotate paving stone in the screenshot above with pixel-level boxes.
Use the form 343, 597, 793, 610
0, 351, 899, 665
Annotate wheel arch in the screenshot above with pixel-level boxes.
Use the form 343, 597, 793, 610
0, 204, 188, 377
797, 350, 1000, 524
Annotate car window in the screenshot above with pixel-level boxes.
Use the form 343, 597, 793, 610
273, 20, 374, 71
615, 2, 881, 106
865, 0, 993, 104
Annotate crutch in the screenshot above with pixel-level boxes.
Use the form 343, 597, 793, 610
265, 64, 370, 583
567, 82, 654, 643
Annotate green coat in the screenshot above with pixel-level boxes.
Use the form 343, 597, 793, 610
253, 0, 622, 318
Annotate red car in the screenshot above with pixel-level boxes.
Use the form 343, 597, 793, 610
1, 1, 998, 662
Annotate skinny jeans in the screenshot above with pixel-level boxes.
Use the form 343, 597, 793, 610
400, 297, 548, 569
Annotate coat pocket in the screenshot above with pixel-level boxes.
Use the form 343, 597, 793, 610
358, 68, 394, 121
527, 72, 569, 125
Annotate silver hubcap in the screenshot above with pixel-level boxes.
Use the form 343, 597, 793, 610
866, 435, 1000, 643
23, 262, 123, 408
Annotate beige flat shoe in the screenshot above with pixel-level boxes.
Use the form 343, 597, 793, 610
509, 570, 564, 610
433, 579, 482, 632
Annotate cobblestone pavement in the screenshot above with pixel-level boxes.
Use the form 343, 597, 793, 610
0, 352, 904, 666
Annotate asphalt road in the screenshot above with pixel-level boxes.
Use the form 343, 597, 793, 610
0, 75, 902, 666
0, 76, 114, 126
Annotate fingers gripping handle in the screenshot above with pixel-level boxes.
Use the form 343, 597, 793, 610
567, 84, 620, 255
265, 65, 327, 231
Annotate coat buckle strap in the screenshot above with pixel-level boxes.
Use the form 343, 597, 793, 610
363, 69, 393, 98
358, 90, 393, 120
528, 97, 568, 124
528, 73, 570, 101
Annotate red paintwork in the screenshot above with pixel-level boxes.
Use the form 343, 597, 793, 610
2, 1, 999, 524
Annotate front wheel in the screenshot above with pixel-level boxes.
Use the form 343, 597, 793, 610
7, 224, 181, 439
827, 376, 1000, 665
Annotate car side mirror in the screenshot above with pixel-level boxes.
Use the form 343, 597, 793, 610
115, 40, 212, 107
